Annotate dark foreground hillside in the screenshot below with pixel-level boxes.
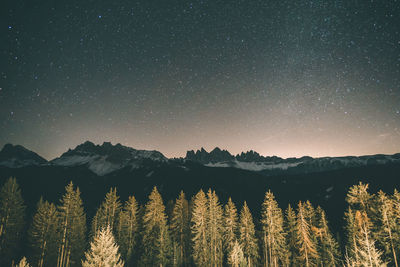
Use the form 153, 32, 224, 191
1, 162, 400, 266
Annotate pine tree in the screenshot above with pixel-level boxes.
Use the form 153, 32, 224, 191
82, 225, 124, 267
315, 206, 341, 266
228, 240, 247, 267
16, 257, 31, 267
28, 198, 58, 267
92, 188, 122, 237
353, 210, 385, 266
206, 189, 224, 267
260, 190, 288, 267
56, 182, 87, 267
117, 195, 139, 265
191, 189, 208, 266
296, 201, 319, 267
239, 201, 259, 267
344, 207, 359, 263
170, 191, 190, 266
284, 204, 297, 265
376, 191, 397, 267
304, 201, 317, 229
223, 197, 238, 260
346, 182, 372, 214
0, 177, 26, 266
393, 189, 400, 263
140, 186, 172, 266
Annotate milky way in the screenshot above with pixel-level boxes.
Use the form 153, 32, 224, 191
1, 0, 399, 159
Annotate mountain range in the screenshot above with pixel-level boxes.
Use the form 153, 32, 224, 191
1, 141, 399, 176
1, 141, 400, 234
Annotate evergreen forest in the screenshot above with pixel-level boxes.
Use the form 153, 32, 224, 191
1, 177, 400, 266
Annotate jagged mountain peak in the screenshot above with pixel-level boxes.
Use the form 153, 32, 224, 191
0, 143, 48, 167
185, 147, 234, 164
51, 141, 167, 176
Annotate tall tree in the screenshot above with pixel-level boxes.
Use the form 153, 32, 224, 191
170, 191, 190, 266
296, 201, 319, 267
28, 198, 58, 267
284, 204, 297, 265
239, 201, 259, 267
191, 189, 208, 266
344, 207, 359, 263
223, 197, 238, 260
0, 177, 26, 266
376, 191, 397, 267
315, 206, 341, 266
260, 190, 288, 267
92, 188, 122, 236
206, 189, 224, 267
140, 186, 172, 267
351, 210, 384, 266
56, 182, 87, 267
117, 195, 139, 265
82, 225, 124, 267
393, 189, 400, 263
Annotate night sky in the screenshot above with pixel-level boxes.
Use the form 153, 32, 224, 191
1, 0, 400, 160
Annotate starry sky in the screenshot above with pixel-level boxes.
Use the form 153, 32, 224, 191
1, 0, 400, 160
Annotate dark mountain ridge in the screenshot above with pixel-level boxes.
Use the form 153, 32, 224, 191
1, 142, 400, 177
0, 144, 48, 168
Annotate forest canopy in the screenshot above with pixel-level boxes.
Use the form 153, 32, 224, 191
0, 177, 399, 267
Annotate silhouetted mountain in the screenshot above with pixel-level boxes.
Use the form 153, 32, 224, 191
0, 144, 48, 168
185, 147, 400, 175
235, 150, 283, 162
185, 147, 234, 163
51, 141, 167, 176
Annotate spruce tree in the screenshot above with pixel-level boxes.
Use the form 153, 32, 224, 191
117, 195, 139, 265
28, 198, 58, 267
170, 191, 190, 266
376, 191, 397, 267
140, 186, 172, 266
296, 201, 319, 267
206, 189, 224, 267
239, 201, 259, 267
353, 210, 384, 266
0, 177, 26, 266
344, 207, 358, 263
260, 190, 288, 267
393, 189, 400, 263
223, 197, 238, 260
284, 204, 297, 265
191, 189, 208, 266
92, 187, 122, 237
82, 225, 124, 267
56, 182, 87, 267
315, 206, 341, 266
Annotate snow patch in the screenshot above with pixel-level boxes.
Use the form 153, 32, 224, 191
52, 155, 120, 176
205, 160, 302, 171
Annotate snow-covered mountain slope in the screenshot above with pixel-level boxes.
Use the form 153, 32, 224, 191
0, 144, 48, 168
51, 141, 167, 176
187, 147, 400, 174
205, 160, 303, 171
1, 142, 400, 176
